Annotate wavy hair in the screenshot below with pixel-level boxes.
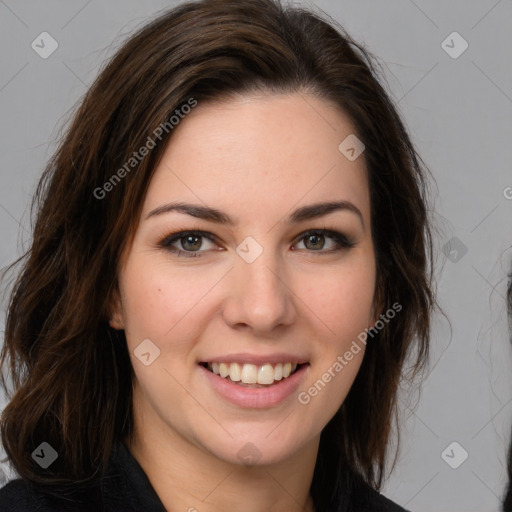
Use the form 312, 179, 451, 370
0, 0, 436, 508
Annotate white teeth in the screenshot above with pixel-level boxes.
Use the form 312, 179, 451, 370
274, 363, 283, 381
206, 361, 300, 385
241, 364, 258, 384
219, 363, 229, 378
258, 364, 275, 385
229, 363, 241, 382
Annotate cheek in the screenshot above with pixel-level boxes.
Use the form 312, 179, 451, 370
299, 262, 376, 340
295, 265, 374, 422
119, 258, 225, 345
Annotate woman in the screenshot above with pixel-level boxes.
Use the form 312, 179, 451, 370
0, 0, 435, 510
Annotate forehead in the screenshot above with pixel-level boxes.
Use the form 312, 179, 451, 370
144, 93, 369, 222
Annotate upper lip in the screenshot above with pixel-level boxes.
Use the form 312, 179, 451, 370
200, 353, 310, 366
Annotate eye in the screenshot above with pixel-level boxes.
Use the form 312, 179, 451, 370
158, 228, 355, 258
293, 229, 354, 253
159, 231, 218, 257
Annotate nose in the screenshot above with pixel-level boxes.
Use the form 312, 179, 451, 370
221, 252, 298, 335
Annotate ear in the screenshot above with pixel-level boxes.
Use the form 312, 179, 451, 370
108, 285, 124, 330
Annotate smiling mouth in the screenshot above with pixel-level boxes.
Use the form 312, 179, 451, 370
200, 361, 307, 387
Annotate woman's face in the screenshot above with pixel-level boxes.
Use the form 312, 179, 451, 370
113, 93, 377, 466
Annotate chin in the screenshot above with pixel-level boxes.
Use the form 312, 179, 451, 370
200, 428, 310, 468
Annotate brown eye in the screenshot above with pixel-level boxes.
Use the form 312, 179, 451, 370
294, 229, 355, 253
159, 230, 218, 256
304, 234, 325, 250
180, 235, 203, 251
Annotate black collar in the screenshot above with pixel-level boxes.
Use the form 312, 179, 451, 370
100, 441, 167, 512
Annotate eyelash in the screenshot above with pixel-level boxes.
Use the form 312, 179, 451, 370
158, 228, 355, 258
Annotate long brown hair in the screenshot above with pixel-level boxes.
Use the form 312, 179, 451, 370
0, 0, 436, 507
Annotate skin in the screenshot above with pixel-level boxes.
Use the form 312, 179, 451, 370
111, 92, 378, 512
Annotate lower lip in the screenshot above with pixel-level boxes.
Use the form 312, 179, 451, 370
198, 364, 309, 408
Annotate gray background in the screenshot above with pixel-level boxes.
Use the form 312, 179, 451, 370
1, 1, 511, 510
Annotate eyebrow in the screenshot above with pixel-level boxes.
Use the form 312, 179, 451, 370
146, 200, 364, 229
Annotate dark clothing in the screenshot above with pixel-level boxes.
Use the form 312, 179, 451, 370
0, 441, 409, 511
